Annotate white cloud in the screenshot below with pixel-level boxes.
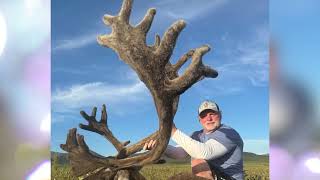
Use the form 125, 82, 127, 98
195, 81, 244, 97
52, 32, 98, 52
237, 28, 269, 87
52, 67, 88, 75
51, 0, 227, 52
221, 32, 229, 41
51, 113, 68, 124
243, 139, 269, 155
52, 80, 149, 114
155, 0, 228, 21
238, 47, 268, 67
217, 25, 269, 87
248, 69, 269, 87
194, 25, 268, 97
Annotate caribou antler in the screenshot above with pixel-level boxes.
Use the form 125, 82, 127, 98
60, 128, 113, 177
79, 104, 159, 159
78, 105, 130, 153
61, 0, 218, 179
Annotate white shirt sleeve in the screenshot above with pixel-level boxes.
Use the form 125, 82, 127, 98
171, 129, 228, 160
164, 144, 189, 159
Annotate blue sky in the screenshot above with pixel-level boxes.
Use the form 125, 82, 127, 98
52, 0, 269, 155
270, 0, 320, 108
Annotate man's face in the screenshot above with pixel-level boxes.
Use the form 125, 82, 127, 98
198, 109, 221, 133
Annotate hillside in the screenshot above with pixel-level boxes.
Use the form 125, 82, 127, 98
51, 151, 269, 165
243, 152, 268, 163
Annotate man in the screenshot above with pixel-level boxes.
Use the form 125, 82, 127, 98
144, 100, 243, 180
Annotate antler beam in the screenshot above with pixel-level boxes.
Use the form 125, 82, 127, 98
62, 0, 218, 179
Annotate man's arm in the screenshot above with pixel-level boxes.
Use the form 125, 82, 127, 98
172, 128, 230, 160
164, 145, 189, 159
143, 139, 189, 159
144, 124, 230, 160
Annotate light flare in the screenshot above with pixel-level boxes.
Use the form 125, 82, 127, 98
40, 113, 50, 133
26, 160, 50, 180
25, 0, 42, 16
305, 157, 320, 174
0, 12, 7, 57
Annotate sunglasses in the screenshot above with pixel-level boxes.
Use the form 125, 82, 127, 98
199, 110, 219, 118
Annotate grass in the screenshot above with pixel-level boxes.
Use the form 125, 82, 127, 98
52, 161, 269, 180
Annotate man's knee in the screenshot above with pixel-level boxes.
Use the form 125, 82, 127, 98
191, 159, 211, 172
191, 159, 215, 179
192, 159, 207, 165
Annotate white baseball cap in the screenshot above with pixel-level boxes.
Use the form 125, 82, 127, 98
198, 100, 220, 115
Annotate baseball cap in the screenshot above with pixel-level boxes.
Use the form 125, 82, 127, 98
198, 100, 220, 115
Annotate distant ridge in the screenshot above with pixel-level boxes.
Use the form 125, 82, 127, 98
51, 151, 269, 165
243, 152, 268, 162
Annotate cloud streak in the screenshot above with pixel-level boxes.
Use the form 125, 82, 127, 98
237, 27, 269, 87
52, 0, 227, 53
52, 80, 149, 114
195, 25, 268, 96
155, 0, 228, 21
52, 32, 99, 52
218, 25, 269, 86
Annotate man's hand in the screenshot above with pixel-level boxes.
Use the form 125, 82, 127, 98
143, 139, 157, 151
143, 123, 176, 151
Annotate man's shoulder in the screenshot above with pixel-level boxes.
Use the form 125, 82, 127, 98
219, 124, 241, 135
190, 129, 204, 141
219, 124, 234, 130
215, 124, 243, 144
191, 129, 203, 137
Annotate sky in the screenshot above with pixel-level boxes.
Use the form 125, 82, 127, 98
270, 1, 320, 179
51, 0, 269, 156
270, 0, 320, 111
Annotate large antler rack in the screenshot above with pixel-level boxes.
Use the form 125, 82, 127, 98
61, 0, 218, 179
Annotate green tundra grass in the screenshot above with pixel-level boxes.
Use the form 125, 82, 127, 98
52, 161, 269, 180
51, 151, 269, 179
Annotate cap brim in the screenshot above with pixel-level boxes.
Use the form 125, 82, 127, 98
199, 109, 218, 115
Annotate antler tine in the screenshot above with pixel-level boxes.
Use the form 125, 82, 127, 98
119, 0, 133, 23
68, 128, 78, 147
60, 128, 78, 152
78, 105, 125, 152
80, 110, 92, 122
157, 20, 186, 65
101, 104, 107, 124
60, 128, 114, 177
203, 65, 219, 78
136, 8, 156, 34
76, 134, 90, 152
166, 45, 218, 95
97, 34, 113, 49
153, 34, 161, 48
172, 49, 195, 72
103, 15, 116, 26
79, 110, 103, 135
91, 106, 97, 117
